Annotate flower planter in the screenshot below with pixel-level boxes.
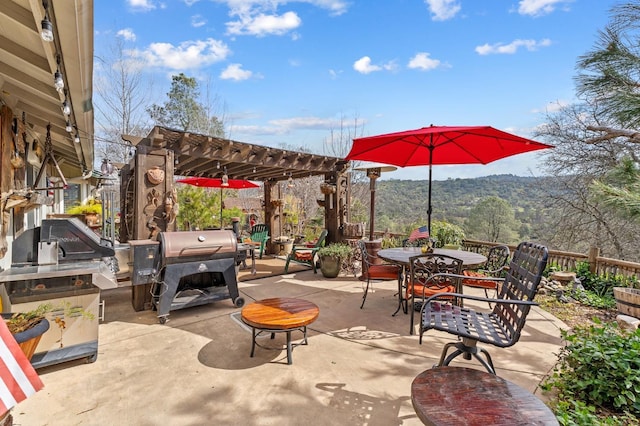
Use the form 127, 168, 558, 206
9, 318, 50, 361
613, 287, 640, 318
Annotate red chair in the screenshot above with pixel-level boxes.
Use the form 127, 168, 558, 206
357, 240, 401, 309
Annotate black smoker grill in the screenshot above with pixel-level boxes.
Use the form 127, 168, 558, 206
131, 230, 245, 324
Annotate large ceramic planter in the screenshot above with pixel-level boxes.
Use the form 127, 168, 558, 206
320, 255, 342, 278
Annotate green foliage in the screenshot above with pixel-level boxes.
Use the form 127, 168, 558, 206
574, 262, 639, 298
317, 243, 352, 258
542, 322, 640, 419
430, 220, 465, 248
572, 289, 617, 310
176, 185, 242, 230
382, 236, 403, 248
147, 73, 224, 136
66, 198, 102, 215
465, 195, 518, 243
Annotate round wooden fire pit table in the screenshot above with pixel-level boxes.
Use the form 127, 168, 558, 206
241, 297, 319, 365
411, 366, 558, 425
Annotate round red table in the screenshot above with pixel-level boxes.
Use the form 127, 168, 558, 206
411, 367, 558, 425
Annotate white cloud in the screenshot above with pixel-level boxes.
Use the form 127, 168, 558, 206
424, 0, 461, 21
328, 69, 342, 79
220, 64, 254, 81
117, 28, 136, 41
353, 56, 381, 74
226, 11, 302, 36
270, 116, 338, 130
128, 0, 157, 11
191, 15, 207, 27
475, 38, 552, 55
517, 0, 570, 17
408, 52, 441, 71
130, 39, 231, 70
183, 0, 200, 5
531, 99, 569, 114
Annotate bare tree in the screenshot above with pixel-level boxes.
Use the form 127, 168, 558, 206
322, 113, 370, 224
94, 36, 153, 166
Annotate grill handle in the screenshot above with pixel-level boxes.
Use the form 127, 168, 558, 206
178, 244, 223, 256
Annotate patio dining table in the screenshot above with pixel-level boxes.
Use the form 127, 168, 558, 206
377, 247, 487, 319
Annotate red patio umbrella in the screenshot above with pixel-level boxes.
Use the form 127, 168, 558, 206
176, 177, 259, 228
345, 125, 553, 235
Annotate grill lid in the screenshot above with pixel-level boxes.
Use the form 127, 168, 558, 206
157, 230, 238, 262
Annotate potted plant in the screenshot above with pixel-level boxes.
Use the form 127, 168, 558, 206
66, 198, 102, 226
318, 243, 353, 278
4, 305, 51, 361
4, 302, 95, 361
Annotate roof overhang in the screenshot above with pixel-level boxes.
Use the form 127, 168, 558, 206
0, 0, 94, 177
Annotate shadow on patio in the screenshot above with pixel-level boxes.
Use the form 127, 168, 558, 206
13, 257, 565, 425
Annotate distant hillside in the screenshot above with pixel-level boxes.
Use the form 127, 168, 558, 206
368, 174, 549, 233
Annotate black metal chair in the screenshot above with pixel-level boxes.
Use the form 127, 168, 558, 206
462, 244, 510, 299
407, 253, 464, 334
357, 240, 402, 309
418, 241, 548, 374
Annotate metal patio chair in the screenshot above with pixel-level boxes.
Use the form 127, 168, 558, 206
418, 241, 548, 374
462, 244, 510, 300
407, 253, 464, 334
357, 240, 402, 309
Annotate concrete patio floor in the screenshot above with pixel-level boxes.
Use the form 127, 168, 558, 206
13, 265, 566, 425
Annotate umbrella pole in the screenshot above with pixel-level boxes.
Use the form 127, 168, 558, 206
220, 187, 223, 229
369, 177, 376, 241
427, 142, 433, 236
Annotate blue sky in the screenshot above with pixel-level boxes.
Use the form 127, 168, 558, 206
94, 0, 616, 180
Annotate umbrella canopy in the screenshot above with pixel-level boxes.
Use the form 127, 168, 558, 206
176, 177, 259, 228
176, 177, 259, 189
345, 125, 553, 234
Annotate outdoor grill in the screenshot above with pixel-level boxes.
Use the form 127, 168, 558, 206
1, 218, 117, 368
131, 229, 246, 324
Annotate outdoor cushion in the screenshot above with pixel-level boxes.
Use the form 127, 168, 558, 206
368, 264, 401, 280
406, 280, 456, 299
463, 270, 500, 289
294, 251, 313, 261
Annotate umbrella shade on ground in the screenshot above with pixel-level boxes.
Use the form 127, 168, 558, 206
345, 125, 553, 235
176, 177, 259, 228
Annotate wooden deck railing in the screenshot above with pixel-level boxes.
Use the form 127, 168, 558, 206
462, 239, 640, 279
344, 230, 640, 279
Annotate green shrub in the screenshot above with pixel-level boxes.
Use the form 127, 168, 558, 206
573, 261, 639, 298
542, 321, 640, 420
430, 221, 465, 248
317, 243, 352, 259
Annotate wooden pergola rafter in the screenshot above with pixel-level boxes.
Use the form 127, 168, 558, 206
125, 126, 347, 183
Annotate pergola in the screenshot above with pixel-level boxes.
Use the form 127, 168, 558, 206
121, 126, 351, 250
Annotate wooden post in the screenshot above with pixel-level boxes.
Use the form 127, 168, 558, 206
264, 180, 274, 255
588, 246, 600, 275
